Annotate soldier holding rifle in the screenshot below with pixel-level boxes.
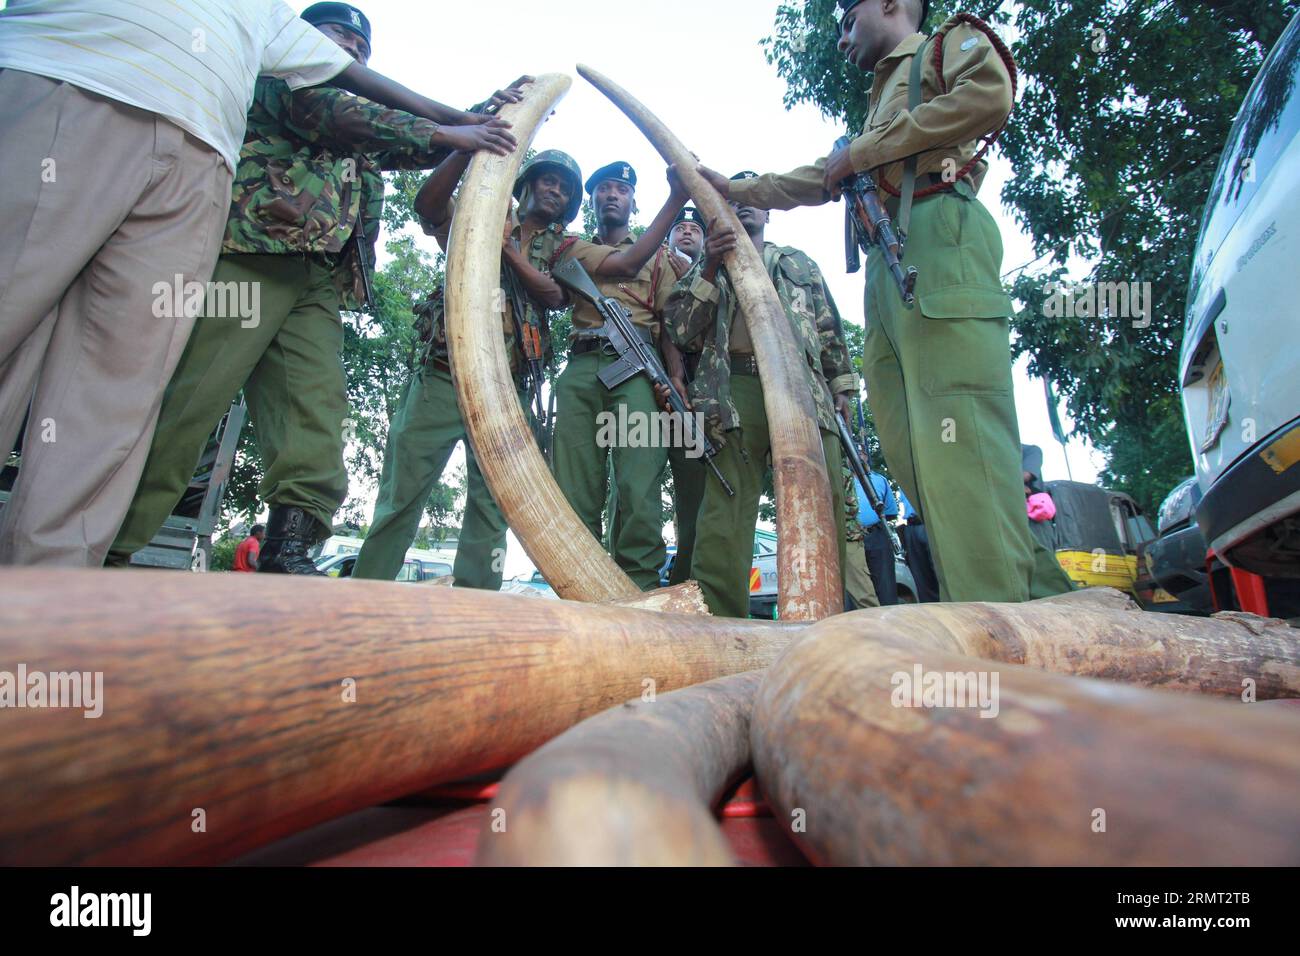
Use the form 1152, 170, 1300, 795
700, 0, 1071, 601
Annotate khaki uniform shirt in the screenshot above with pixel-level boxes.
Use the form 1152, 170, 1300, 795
729, 17, 1013, 211
563, 235, 673, 339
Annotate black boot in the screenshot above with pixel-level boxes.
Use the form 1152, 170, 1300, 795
257, 506, 327, 575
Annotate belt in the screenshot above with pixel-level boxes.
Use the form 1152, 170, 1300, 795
729, 353, 759, 376
569, 324, 654, 357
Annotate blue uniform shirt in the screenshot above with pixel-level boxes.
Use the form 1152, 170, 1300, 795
897, 489, 918, 522
855, 473, 897, 529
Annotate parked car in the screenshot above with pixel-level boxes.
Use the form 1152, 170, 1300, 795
1179, 10, 1300, 618
507, 570, 558, 598
315, 552, 451, 582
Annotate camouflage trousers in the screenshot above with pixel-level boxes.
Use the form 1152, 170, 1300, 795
692, 373, 846, 618
862, 189, 1072, 602
108, 253, 348, 563
353, 365, 517, 589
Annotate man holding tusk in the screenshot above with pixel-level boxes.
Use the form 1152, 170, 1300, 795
550, 161, 690, 591
106, 2, 526, 574
698, 0, 1071, 603
663, 172, 855, 619
351, 147, 582, 589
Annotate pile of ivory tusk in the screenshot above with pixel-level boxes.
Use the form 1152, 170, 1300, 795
2, 570, 1298, 866
480, 587, 1300, 866
3, 71, 1298, 868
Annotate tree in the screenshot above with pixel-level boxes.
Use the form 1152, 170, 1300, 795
763, 0, 1298, 513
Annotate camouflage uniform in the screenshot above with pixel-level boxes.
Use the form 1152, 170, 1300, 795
353, 203, 568, 589
108, 79, 447, 564
842, 464, 880, 609
664, 242, 855, 617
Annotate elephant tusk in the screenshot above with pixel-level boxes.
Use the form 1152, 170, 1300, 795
577, 64, 841, 622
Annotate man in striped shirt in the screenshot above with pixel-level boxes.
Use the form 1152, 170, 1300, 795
0, 0, 517, 566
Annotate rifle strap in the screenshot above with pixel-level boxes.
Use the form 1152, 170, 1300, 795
618, 246, 668, 322
886, 13, 1019, 222
897, 35, 930, 241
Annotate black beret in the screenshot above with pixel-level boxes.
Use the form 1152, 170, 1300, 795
730, 171, 760, 181
585, 161, 637, 196
672, 206, 706, 231
302, 3, 371, 46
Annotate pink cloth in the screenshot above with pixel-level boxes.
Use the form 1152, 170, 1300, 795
1026, 492, 1057, 522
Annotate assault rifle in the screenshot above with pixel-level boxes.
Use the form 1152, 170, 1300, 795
501, 264, 550, 450
551, 258, 734, 497
836, 135, 917, 306
351, 222, 376, 314
840, 392, 901, 555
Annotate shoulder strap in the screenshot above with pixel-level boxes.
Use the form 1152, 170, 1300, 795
890, 13, 1019, 225
897, 36, 931, 240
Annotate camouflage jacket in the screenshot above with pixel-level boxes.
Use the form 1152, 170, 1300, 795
223, 77, 449, 310
413, 219, 569, 382
663, 242, 855, 442
843, 464, 866, 542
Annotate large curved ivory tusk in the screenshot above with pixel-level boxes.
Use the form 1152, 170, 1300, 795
0, 569, 794, 864
752, 622, 1300, 865
444, 73, 641, 604
577, 64, 841, 623
477, 671, 761, 866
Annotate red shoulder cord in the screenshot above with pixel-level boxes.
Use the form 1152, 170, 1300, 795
877, 13, 1018, 198
618, 245, 667, 319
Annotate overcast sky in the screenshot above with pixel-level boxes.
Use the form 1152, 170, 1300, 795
322, 0, 1105, 574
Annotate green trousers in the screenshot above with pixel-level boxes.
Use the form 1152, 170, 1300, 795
863, 190, 1073, 602
552, 349, 667, 591
666, 442, 707, 585
109, 253, 348, 561
353, 366, 513, 590
692, 374, 845, 618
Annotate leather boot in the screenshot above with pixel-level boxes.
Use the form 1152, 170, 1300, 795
257, 506, 327, 575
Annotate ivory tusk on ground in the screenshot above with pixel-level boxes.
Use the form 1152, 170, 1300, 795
0, 569, 794, 865
476, 671, 761, 866
751, 623, 1300, 865
576, 64, 841, 622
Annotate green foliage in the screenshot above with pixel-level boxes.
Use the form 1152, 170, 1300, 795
208, 533, 239, 572
764, 0, 1298, 514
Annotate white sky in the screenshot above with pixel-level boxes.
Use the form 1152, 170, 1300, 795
303, 0, 1105, 576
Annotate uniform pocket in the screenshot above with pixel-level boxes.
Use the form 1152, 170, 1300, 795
919, 314, 1014, 396
911, 193, 1012, 320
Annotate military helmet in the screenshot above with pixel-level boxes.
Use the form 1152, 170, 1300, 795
514, 149, 583, 225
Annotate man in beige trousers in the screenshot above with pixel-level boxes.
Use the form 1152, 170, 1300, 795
0, 0, 516, 566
